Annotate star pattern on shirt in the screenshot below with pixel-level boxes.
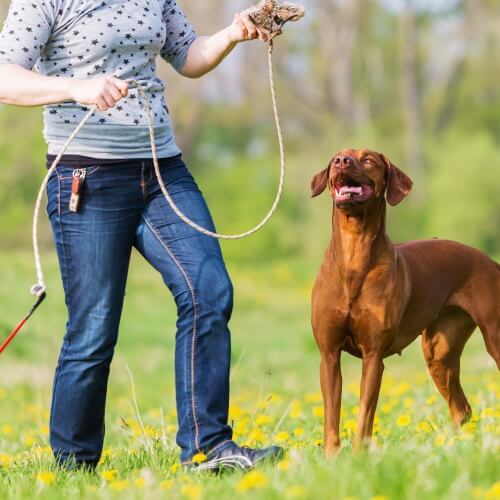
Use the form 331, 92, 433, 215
0, 0, 196, 131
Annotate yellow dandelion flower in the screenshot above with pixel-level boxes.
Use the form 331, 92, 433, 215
275, 431, 290, 442
1, 424, 12, 435
372, 496, 389, 500
236, 470, 268, 492
135, 477, 145, 488
343, 419, 357, 433
381, 402, 394, 414
98, 448, 113, 465
109, 480, 129, 492
170, 463, 180, 474
483, 424, 495, 434
434, 434, 446, 447
22, 432, 37, 447
351, 406, 360, 416
247, 428, 266, 444
313, 438, 323, 446
101, 469, 118, 482
347, 382, 360, 397
181, 484, 203, 499
191, 453, 207, 464
39, 425, 49, 436
166, 424, 177, 434
37, 471, 56, 486
255, 415, 271, 426
293, 427, 305, 437
235, 417, 251, 434
312, 406, 324, 418
426, 395, 438, 405
285, 485, 307, 498
462, 422, 476, 434
277, 459, 291, 471
403, 397, 415, 408
391, 381, 411, 396
416, 421, 433, 433
396, 415, 411, 427
481, 408, 494, 418
144, 425, 156, 437
0, 453, 13, 467
160, 479, 174, 490
290, 400, 303, 419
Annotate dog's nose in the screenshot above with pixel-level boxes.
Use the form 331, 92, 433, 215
333, 155, 355, 170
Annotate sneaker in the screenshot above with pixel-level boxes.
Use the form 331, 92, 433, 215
187, 442, 284, 472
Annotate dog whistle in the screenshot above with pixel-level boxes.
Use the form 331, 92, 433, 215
69, 169, 86, 213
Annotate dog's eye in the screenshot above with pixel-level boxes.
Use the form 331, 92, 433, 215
363, 158, 372, 165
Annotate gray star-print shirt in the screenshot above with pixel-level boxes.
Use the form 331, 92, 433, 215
0, 0, 197, 158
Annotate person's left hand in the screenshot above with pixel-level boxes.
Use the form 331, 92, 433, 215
227, 11, 271, 43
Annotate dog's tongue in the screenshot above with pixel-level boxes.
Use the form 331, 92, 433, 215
337, 186, 362, 196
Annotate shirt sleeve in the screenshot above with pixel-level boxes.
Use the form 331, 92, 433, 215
160, 0, 197, 73
0, 0, 54, 69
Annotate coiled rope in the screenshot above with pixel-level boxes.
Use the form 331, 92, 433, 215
31, 39, 285, 298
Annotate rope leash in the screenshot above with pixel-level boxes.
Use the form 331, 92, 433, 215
1, 0, 305, 353
136, 40, 285, 240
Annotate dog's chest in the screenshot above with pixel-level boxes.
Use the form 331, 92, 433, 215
335, 290, 400, 356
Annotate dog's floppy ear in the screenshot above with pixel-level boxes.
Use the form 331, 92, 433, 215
310, 166, 331, 198
383, 156, 413, 206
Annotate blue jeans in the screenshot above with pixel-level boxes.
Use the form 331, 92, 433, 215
46, 156, 233, 465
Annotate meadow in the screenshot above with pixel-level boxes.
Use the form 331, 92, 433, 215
0, 2, 499, 497
0, 249, 498, 499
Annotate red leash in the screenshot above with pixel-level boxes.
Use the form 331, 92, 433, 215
0, 291, 46, 354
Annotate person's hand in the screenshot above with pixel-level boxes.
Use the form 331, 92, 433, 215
227, 11, 271, 43
69, 76, 129, 111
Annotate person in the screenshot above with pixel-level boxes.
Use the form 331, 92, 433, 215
0, 0, 283, 471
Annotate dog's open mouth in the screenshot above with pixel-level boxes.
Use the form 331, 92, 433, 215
334, 175, 374, 205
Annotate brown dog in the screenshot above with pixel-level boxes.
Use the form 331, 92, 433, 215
310, 148, 500, 455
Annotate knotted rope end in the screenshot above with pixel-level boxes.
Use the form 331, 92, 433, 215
30, 284, 46, 298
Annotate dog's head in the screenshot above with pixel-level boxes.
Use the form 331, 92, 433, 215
310, 148, 413, 212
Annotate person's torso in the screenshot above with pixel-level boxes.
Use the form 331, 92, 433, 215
39, 0, 179, 158
39, 0, 166, 82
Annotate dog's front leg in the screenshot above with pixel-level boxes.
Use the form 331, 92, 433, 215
320, 348, 342, 456
353, 352, 384, 450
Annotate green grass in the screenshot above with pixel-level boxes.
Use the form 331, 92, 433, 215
0, 250, 498, 500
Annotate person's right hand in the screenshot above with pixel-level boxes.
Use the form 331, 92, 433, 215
69, 76, 129, 111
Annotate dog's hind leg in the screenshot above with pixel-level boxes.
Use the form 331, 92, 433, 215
464, 265, 500, 369
474, 297, 500, 370
421, 307, 476, 427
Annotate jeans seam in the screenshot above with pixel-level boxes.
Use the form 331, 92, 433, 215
49, 172, 72, 442
140, 162, 148, 203
142, 214, 201, 454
